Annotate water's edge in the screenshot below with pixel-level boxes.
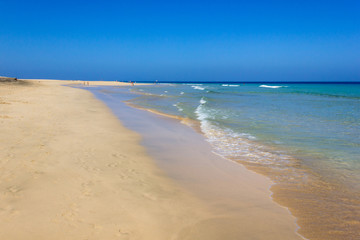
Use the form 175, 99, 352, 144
81, 85, 307, 239
125, 83, 360, 240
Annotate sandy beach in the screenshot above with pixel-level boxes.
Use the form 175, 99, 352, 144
0, 79, 303, 239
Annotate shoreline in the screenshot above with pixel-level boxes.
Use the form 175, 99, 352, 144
0, 80, 211, 239
114, 83, 360, 240
126, 100, 304, 230
86, 84, 304, 239
1, 79, 302, 239
119, 91, 306, 238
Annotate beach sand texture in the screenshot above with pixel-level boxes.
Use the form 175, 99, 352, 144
0, 80, 302, 239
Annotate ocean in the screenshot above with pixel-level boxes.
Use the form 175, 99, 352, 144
90, 82, 360, 239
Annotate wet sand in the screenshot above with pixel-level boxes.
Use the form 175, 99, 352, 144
99, 85, 360, 240
0, 80, 302, 239
90, 86, 305, 239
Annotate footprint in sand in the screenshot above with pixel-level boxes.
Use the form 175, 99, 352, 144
111, 153, 125, 159
7, 186, 21, 193
116, 229, 130, 239
108, 162, 119, 168
142, 192, 158, 201
0, 206, 20, 216
81, 181, 94, 197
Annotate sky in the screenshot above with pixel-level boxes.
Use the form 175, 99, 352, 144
1, 0, 359, 82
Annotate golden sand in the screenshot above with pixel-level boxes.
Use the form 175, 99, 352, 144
0, 79, 303, 239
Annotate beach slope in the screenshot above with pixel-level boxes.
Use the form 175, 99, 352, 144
0, 80, 302, 240
0, 80, 210, 239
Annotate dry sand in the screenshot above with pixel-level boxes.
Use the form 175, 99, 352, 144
0, 79, 303, 239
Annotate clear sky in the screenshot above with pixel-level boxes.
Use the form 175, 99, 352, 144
1, 0, 359, 82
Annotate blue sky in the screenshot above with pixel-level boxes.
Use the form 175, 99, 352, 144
1, 0, 359, 82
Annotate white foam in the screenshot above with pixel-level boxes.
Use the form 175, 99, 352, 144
180, 92, 184, 95
229, 85, 239, 87
228, 131, 257, 140
192, 86, 205, 90
173, 103, 184, 112
259, 85, 283, 89
195, 99, 211, 124
192, 96, 292, 168
194, 109, 292, 167
222, 84, 229, 86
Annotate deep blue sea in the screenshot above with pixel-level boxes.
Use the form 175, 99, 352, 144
124, 82, 360, 238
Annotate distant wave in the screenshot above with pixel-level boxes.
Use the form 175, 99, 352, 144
259, 85, 285, 89
192, 86, 205, 90
222, 84, 239, 87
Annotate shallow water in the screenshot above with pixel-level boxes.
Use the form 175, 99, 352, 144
86, 83, 360, 239
126, 83, 360, 240
85, 86, 303, 240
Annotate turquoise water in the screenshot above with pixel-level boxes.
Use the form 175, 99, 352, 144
129, 83, 360, 187
87, 82, 360, 238
127, 83, 360, 238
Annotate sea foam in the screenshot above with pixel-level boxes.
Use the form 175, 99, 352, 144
259, 85, 284, 89
194, 97, 290, 167
192, 86, 205, 90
